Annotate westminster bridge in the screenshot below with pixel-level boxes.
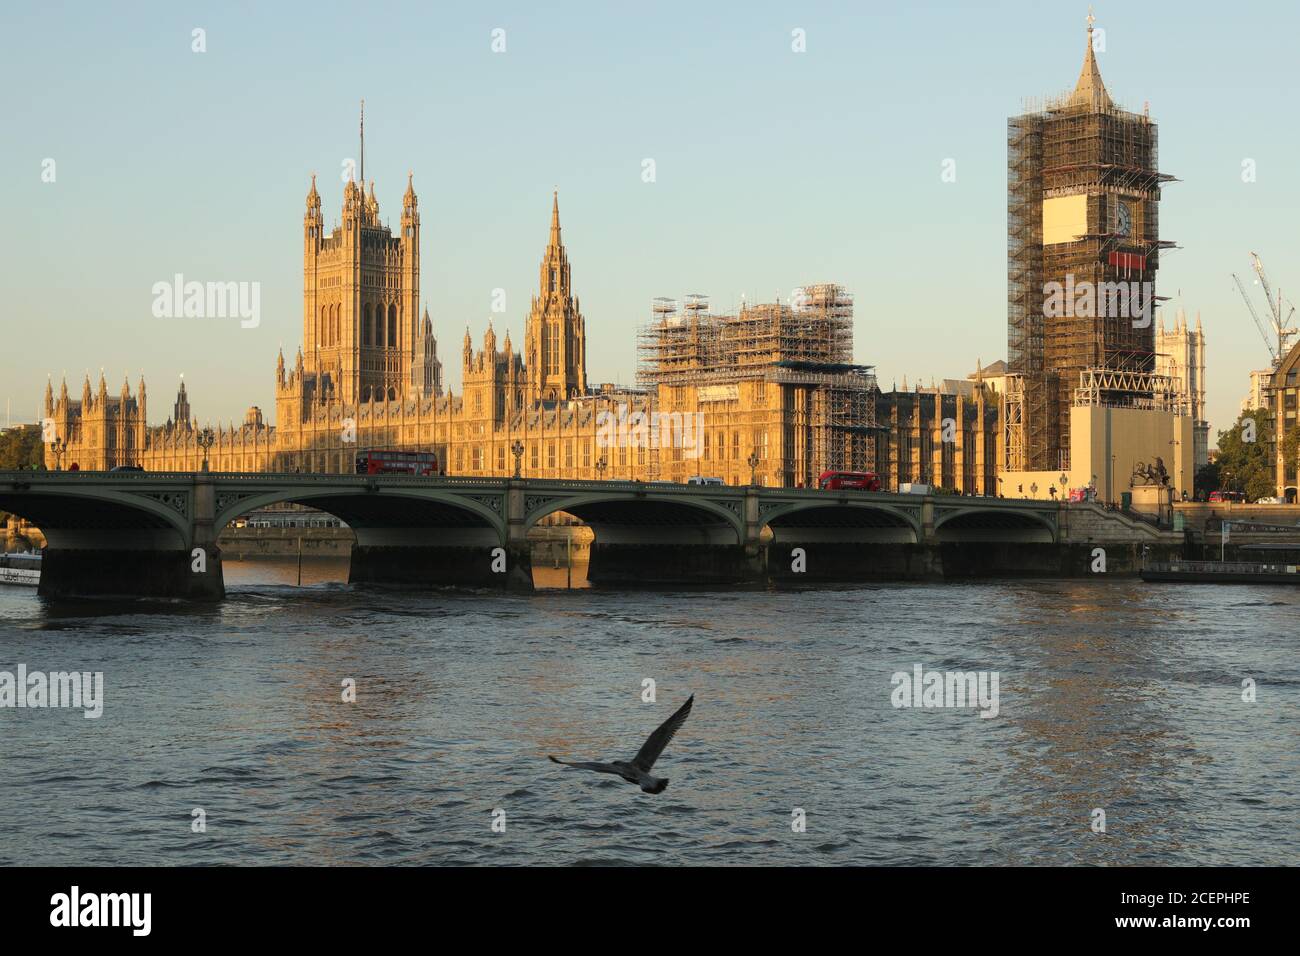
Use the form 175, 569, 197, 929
0, 470, 1174, 599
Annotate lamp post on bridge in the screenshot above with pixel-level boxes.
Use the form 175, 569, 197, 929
595, 456, 607, 481
50, 437, 66, 472
511, 439, 524, 479
747, 450, 760, 486
198, 426, 215, 473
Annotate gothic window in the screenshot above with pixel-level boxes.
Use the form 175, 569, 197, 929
363, 305, 372, 347
387, 387, 396, 401
546, 323, 561, 375
550, 269, 556, 292
320, 305, 327, 344
388, 304, 398, 348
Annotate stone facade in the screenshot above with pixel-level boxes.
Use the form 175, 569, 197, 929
872, 373, 1000, 495
1155, 308, 1209, 470
43, 170, 878, 487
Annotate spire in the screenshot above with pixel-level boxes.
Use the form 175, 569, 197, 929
404, 170, 416, 204
550, 189, 561, 246
358, 98, 365, 185
1069, 11, 1113, 112
306, 172, 319, 207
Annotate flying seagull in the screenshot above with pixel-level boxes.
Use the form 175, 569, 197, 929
549, 695, 694, 794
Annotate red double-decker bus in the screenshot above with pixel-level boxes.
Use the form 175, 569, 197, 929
354, 449, 440, 476
817, 470, 881, 492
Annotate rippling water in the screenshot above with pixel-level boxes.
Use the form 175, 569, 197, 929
0, 559, 1296, 866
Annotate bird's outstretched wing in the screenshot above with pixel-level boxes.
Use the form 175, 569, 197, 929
548, 756, 623, 776
631, 695, 694, 771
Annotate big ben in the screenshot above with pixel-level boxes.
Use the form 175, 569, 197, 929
1006, 14, 1175, 471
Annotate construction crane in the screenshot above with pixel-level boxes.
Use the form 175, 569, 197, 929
1232, 252, 1297, 366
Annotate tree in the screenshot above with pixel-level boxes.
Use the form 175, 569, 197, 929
1213, 408, 1275, 501
0, 425, 43, 470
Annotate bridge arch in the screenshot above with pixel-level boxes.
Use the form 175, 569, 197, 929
933, 506, 1056, 543
523, 491, 744, 545
214, 486, 508, 544
0, 483, 192, 550
758, 499, 922, 544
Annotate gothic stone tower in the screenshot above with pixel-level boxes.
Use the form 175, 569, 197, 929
525, 192, 588, 403
1007, 16, 1172, 470
300, 162, 424, 409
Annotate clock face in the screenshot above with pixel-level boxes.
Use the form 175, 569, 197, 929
1116, 202, 1132, 237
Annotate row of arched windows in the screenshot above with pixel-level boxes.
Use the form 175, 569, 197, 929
317, 302, 401, 349
361, 302, 400, 349
360, 385, 399, 403
318, 304, 341, 347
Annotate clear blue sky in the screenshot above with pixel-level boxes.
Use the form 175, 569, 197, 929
3, 0, 1297, 439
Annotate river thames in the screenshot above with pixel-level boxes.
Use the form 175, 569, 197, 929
0, 559, 1295, 866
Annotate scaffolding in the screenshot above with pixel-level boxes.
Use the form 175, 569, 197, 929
1008, 82, 1176, 472
1073, 367, 1187, 414
637, 284, 876, 476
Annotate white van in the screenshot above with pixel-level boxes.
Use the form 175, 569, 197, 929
687, 476, 725, 486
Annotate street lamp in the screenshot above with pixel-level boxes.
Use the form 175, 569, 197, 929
198, 426, 215, 473
595, 456, 607, 481
510, 439, 524, 479
747, 449, 760, 486
1110, 454, 1117, 505
50, 436, 66, 472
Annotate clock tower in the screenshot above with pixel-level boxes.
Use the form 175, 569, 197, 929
1007, 16, 1174, 471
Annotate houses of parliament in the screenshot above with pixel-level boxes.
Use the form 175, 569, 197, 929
41, 132, 1000, 492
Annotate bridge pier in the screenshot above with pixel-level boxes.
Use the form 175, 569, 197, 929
39, 543, 224, 600
348, 541, 532, 590
586, 541, 763, 587
765, 541, 939, 583
28, 472, 226, 601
